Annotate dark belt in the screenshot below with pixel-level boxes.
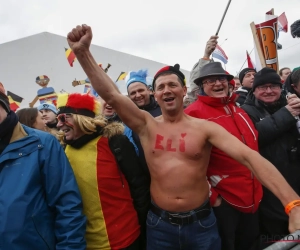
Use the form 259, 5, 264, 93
150, 201, 211, 225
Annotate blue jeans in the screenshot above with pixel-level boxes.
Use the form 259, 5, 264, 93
146, 203, 221, 250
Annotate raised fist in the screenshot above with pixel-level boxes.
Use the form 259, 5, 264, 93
67, 24, 93, 53
204, 35, 219, 58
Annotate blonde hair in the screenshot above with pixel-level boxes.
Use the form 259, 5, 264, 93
72, 114, 107, 134
58, 113, 124, 146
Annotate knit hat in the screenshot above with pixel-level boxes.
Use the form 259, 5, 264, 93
0, 82, 10, 112
126, 69, 148, 89
252, 67, 282, 90
225, 71, 235, 87
57, 93, 101, 117
239, 68, 256, 84
38, 103, 58, 114
152, 64, 186, 89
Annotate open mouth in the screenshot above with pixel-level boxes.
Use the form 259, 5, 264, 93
63, 128, 71, 134
163, 97, 175, 102
213, 88, 224, 92
105, 106, 113, 110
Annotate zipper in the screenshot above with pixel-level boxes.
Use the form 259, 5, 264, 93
226, 105, 257, 210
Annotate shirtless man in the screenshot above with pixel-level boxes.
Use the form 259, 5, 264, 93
67, 24, 300, 250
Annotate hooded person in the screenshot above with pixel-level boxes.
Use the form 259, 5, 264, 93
185, 62, 262, 250
0, 83, 86, 250
56, 92, 142, 250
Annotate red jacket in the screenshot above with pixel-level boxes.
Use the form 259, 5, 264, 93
185, 94, 262, 213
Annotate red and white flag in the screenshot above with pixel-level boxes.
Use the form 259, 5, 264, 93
246, 51, 255, 69
278, 12, 288, 33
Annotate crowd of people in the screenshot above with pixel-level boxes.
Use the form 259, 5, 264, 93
1, 24, 300, 250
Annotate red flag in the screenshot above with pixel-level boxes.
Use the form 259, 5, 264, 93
246, 51, 255, 69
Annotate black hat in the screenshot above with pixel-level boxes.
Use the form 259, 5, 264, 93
194, 62, 233, 86
239, 68, 256, 84
152, 64, 186, 89
252, 67, 282, 90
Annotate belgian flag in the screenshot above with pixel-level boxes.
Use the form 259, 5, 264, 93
7, 91, 23, 111
65, 48, 76, 67
115, 72, 127, 83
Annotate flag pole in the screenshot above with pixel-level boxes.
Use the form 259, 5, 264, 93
215, 0, 232, 35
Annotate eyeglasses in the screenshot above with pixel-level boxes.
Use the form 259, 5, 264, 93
57, 113, 72, 123
256, 85, 281, 91
203, 76, 228, 86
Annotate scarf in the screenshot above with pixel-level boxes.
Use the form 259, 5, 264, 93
46, 119, 58, 129
256, 94, 287, 115
0, 111, 19, 154
64, 126, 103, 149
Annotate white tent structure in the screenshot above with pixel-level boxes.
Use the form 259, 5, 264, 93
0, 32, 190, 108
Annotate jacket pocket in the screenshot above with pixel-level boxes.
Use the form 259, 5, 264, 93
32, 215, 53, 250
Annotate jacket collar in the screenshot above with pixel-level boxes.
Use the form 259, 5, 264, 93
9, 122, 28, 143
139, 95, 159, 111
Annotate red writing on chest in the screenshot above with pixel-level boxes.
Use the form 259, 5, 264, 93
154, 133, 186, 152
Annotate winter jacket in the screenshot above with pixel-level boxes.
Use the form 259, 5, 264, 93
236, 86, 251, 106
185, 94, 262, 213
242, 91, 300, 221
65, 123, 140, 250
0, 123, 86, 250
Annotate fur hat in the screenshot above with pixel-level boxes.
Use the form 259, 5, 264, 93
126, 69, 148, 89
153, 64, 186, 89
57, 93, 101, 117
38, 103, 58, 114
0, 82, 10, 112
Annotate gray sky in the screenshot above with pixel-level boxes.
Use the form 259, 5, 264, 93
1, 0, 299, 77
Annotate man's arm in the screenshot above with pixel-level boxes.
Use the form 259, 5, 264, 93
203, 120, 300, 231
67, 24, 148, 134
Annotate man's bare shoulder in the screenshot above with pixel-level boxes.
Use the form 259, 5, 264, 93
185, 114, 210, 125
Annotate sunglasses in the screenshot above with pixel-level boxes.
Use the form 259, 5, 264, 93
57, 113, 72, 123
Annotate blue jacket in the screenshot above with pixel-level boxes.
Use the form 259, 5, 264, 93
0, 124, 86, 250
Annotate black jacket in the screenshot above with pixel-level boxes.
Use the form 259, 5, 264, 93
236, 86, 251, 106
242, 91, 300, 221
